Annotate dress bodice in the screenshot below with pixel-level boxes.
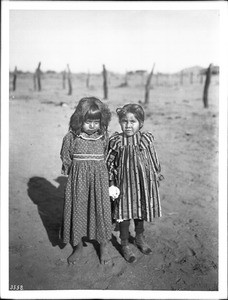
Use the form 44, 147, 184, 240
73, 134, 105, 155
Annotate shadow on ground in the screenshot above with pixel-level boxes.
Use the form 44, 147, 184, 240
27, 176, 67, 249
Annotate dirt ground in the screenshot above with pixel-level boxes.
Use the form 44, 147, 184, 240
7, 72, 219, 294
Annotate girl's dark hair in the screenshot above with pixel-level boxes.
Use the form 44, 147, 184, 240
69, 97, 111, 135
116, 103, 144, 128
84, 103, 102, 121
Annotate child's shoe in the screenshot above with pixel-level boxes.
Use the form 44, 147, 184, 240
135, 233, 152, 255
121, 240, 136, 263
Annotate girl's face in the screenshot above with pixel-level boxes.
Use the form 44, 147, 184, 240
82, 119, 100, 135
120, 113, 140, 137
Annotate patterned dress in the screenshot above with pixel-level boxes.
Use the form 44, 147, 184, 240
106, 131, 162, 222
60, 130, 112, 246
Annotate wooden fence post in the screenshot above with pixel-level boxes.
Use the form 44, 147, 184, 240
102, 64, 108, 99
62, 70, 66, 89
203, 64, 212, 108
33, 73, 37, 90
13, 66, 17, 91
144, 63, 155, 105
67, 64, 72, 95
36, 62, 42, 91
33, 62, 41, 91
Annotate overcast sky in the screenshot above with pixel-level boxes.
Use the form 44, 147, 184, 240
9, 6, 221, 74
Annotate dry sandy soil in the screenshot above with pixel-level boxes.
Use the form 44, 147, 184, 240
7, 71, 219, 293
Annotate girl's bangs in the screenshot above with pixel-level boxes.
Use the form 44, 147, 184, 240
85, 108, 101, 120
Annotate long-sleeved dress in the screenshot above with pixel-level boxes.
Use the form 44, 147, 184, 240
60, 130, 112, 246
106, 131, 162, 222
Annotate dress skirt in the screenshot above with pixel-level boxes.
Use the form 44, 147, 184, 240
60, 132, 112, 246
106, 131, 162, 222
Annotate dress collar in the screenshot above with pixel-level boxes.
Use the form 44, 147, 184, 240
78, 132, 103, 141
121, 131, 142, 145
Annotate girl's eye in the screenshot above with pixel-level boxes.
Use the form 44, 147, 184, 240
84, 120, 100, 126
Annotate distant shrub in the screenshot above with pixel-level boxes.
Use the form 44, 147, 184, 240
46, 70, 57, 74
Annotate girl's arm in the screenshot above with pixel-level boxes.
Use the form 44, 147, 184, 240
103, 132, 110, 158
60, 133, 73, 175
151, 142, 164, 184
106, 147, 120, 200
106, 148, 118, 186
149, 138, 161, 174
106, 135, 120, 186
144, 132, 164, 182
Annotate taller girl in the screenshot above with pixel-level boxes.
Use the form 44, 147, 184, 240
106, 103, 163, 263
60, 97, 113, 266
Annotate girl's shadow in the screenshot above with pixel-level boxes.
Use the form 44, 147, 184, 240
27, 176, 67, 249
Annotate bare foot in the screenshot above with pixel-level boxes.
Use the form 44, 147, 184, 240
100, 241, 113, 267
67, 241, 83, 265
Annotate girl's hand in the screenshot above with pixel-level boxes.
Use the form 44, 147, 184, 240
109, 186, 120, 200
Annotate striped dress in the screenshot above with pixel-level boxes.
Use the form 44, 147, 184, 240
106, 131, 162, 222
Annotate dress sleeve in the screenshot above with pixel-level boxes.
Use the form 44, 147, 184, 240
143, 132, 162, 174
102, 133, 110, 157
106, 133, 120, 184
60, 132, 73, 175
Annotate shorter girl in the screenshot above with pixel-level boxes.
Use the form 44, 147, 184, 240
60, 97, 113, 266
106, 104, 163, 263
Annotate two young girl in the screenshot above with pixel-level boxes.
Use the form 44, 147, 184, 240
60, 98, 163, 265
